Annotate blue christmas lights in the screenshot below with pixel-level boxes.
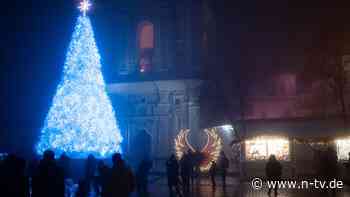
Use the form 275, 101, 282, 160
36, 16, 123, 158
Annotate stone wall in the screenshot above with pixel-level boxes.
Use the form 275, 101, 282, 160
108, 79, 202, 169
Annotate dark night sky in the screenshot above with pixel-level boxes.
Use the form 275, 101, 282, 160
1, 0, 350, 157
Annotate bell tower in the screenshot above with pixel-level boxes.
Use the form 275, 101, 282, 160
117, 0, 206, 78
108, 0, 214, 167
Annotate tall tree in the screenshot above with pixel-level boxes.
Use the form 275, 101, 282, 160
36, 3, 123, 158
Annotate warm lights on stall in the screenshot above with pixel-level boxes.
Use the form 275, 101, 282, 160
335, 137, 350, 160
245, 136, 290, 161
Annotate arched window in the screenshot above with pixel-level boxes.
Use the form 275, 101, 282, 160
137, 21, 154, 73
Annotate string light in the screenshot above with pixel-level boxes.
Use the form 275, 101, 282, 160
174, 128, 222, 172
36, 15, 123, 158
200, 128, 223, 171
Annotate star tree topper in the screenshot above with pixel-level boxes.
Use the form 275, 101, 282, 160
79, 0, 92, 16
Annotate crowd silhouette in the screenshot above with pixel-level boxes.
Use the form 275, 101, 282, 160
165, 150, 230, 197
1, 147, 343, 197
0, 149, 232, 197
0, 150, 136, 197
0, 149, 231, 197
0, 153, 29, 197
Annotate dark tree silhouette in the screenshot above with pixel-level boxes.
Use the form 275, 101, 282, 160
303, 32, 348, 123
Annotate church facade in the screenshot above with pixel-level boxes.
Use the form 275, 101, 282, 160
105, 0, 215, 167
104, 0, 350, 177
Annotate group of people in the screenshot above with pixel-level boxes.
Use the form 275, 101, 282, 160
0, 150, 138, 197
5, 148, 342, 197
79, 153, 136, 197
166, 151, 229, 197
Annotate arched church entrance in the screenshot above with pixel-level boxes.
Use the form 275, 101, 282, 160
130, 129, 152, 165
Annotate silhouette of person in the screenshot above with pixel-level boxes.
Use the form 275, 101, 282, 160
166, 155, 182, 197
324, 147, 338, 196
180, 152, 191, 194
1, 154, 29, 197
265, 155, 282, 196
346, 152, 350, 184
187, 150, 195, 187
58, 153, 71, 179
76, 179, 89, 197
193, 151, 204, 185
107, 153, 135, 197
32, 150, 65, 197
136, 159, 152, 196
28, 157, 39, 181
97, 160, 110, 197
219, 152, 229, 188
0, 155, 3, 195
85, 154, 99, 195
209, 161, 217, 189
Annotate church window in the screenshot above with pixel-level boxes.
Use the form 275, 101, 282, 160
138, 21, 154, 73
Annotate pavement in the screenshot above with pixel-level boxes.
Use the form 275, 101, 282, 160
140, 176, 350, 197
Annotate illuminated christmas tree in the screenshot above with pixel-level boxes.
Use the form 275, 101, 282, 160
36, 0, 123, 158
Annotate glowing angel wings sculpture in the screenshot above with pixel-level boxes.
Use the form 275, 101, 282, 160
174, 128, 223, 171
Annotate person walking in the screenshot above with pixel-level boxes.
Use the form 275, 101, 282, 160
76, 179, 89, 197
97, 161, 110, 197
324, 147, 338, 196
219, 152, 229, 189
85, 154, 98, 195
209, 161, 217, 189
180, 153, 191, 194
166, 155, 182, 197
32, 150, 65, 197
265, 155, 282, 196
107, 153, 135, 197
136, 159, 152, 197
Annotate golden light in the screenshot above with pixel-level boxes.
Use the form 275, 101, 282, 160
200, 128, 223, 171
174, 129, 195, 160
245, 136, 290, 160
174, 128, 223, 172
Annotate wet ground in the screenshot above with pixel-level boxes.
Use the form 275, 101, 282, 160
140, 177, 350, 197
